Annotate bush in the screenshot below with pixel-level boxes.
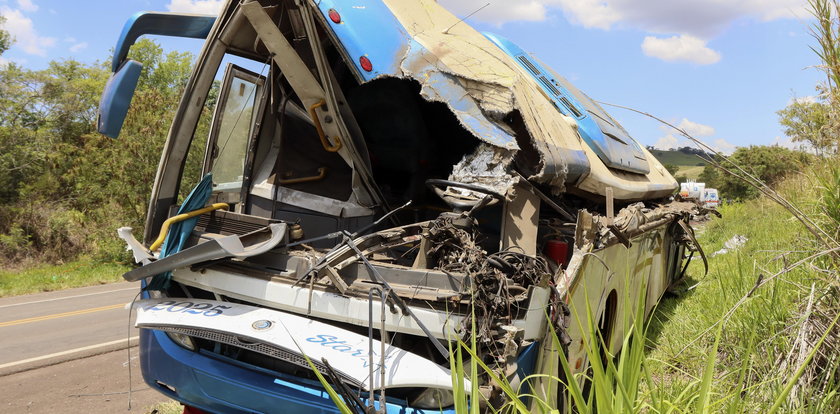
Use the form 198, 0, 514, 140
715, 145, 812, 200
0, 39, 202, 267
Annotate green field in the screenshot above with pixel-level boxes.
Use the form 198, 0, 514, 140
649, 149, 710, 167
677, 165, 705, 179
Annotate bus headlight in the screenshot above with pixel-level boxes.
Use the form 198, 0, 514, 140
165, 331, 196, 351
410, 388, 455, 409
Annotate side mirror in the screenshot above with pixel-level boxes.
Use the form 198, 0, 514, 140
98, 60, 142, 138
99, 12, 216, 139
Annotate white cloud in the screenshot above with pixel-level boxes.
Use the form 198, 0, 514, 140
438, 1, 547, 25
654, 134, 680, 150
711, 138, 736, 155
551, 0, 622, 30
439, 0, 806, 64
442, 1, 806, 37
642, 35, 721, 65
0, 7, 56, 56
655, 118, 719, 151
554, 0, 806, 38
165, 0, 224, 15
16, 0, 37, 13
676, 118, 716, 137
68, 41, 87, 52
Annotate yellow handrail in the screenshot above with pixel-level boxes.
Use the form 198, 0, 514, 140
149, 203, 230, 251
307, 100, 342, 152
278, 167, 328, 185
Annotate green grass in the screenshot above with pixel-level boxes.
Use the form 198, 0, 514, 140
677, 165, 705, 179
643, 166, 837, 411
0, 258, 129, 297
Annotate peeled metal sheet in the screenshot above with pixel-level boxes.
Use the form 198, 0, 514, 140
122, 223, 287, 282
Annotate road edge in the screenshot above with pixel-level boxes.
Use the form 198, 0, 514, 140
0, 336, 139, 377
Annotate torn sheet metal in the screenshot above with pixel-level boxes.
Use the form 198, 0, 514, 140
316, 0, 678, 200
398, 38, 519, 150
378, 1, 594, 192
448, 144, 517, 196
118, 227, 154, 264
123, 223, 288, 282
590, 201, 698, 248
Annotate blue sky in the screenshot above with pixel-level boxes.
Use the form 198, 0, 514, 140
0, 0, 822, 154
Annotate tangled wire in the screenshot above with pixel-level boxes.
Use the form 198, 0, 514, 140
425, 213, 484, 274
424, 214, 551, 365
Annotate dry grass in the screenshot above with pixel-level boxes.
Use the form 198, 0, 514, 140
144, 400, 181, 414
677, 165, 705, 179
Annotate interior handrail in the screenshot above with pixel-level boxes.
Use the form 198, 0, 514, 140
150, 202, 230, 251
307, 100, 342, 152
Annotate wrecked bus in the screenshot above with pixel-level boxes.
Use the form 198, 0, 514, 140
100, 1, 703, 412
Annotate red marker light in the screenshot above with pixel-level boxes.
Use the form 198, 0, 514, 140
359, 56, 373, 72
328, 9, 341, 24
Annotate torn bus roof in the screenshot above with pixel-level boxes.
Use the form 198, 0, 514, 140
314, 0, 677, 201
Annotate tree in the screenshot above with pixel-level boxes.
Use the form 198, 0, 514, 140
0, 16, 11, 57
0, 38, 206, 262
794, 0, 840, 156
777, 99, 836, 155
663, 163, 680, 177
698, 163, 721, 189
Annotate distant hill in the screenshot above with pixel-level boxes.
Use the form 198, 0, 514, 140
647, 147, 712, 167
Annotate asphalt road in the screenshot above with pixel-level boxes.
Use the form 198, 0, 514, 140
0, 281, 144, 374
0, 282, 173, 413
0, 348, 172, 413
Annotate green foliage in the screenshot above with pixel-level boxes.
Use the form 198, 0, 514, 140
715, 145, 811, 200
698, 164, 722, 189
0, 16, 11, 56
815, 163, 840, 239
0, 39, 209, 265
663, 163, 680, 176
809, 0, 840, 94
792, 0, 840, 156
777, 99, 836, 155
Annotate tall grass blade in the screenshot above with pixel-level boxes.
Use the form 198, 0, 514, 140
300, 354, 354, 414
286, 326, 353, 414
695, 321, 723, 413
768, 311, 840, 414
470, 305, 480, 414
458, 338, 530, 413
548, 314, 587, 411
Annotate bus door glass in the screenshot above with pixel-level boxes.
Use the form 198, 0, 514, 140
205, 63, 266, 201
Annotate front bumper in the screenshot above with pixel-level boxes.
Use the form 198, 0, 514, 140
137, 298, 457, 414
